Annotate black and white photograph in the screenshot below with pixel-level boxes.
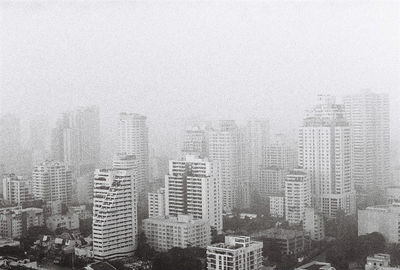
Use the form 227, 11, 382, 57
0, 1, 399, 270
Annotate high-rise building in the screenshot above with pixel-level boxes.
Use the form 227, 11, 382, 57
344, 90, 390, 194
299, 95, 356, 218
2, 174, 30, 205
118, 113, 149, 197
243, 120, 269, 188
181, 126, 208, 158
258, 167, 286, 201
207, 236, 263, 270
148, 188, 165, 218
208, 120, 239, 211
51, 106, 100, 177
93, 154, 137, 260
264, 135, 297, 171
142, 214, 211, 252
32, 161, 72, 205
165, 155, 223, 233
285, 169, 311, 225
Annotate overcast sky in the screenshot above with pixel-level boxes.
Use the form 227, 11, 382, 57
1, 0, 399, 157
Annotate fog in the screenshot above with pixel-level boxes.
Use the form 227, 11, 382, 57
1, 0, 399, 159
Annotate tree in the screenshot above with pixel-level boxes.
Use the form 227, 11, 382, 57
136, 232, 156, 260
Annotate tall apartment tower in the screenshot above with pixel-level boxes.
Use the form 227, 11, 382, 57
32, 161, 72, 205
92, 154, 137, 260
208, 120, 239, 211
344, 90, 390, 194
285, 169, 311, 225
244, 119, 269, 186
165, 155, 223, 233
118, 113, 149, 197
50, 106, 100, 176
298, 95, 356, 218
181, 126, 208, 158
2, 174, 30, 205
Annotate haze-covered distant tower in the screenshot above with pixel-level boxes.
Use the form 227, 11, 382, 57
298, 95, 356, 218
32, 161, 72, 205
181, 125, 208, 158
344, 90, 390, 194
165, 155, 223, 232
244, 119, 269, 186
93, 154, 137, 260
118, 113, 149, 196
50, 106, 100, 176
0, 114, 21, 173
208, 120, 239, 211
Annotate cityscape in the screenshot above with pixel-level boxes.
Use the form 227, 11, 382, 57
0, 1, 399, 270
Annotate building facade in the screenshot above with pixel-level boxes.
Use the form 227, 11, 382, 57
2, 174, 30, 205
344, 90, 390, 194
118, 113, 149, 197
299, 95, 356, 218
270, 194, 285, 218
165, 155, 223, 232
148, 188, 165, 218
32, 161, 72, 205
207, 236, 263, 270
142, 215, 211, 252
92, 154, 138, 260
285, 169, 311, 225
303, 207, 325, 241
208, 120, 239, 211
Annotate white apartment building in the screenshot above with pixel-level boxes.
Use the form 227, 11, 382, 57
207, 236, 263, 270
358, 204, 400, 243
299, 95, 356, 218
32, 161, 73, 205
344, 90, 390, 193
142, 214, 211, 252
148, 188, 165, 218
285, 169, 311, 225
303, 207, 325, 241
165, 155, 223, 233
92, 154, 137, 260
2, 174, 30, 205
208, 120, 239, 211
270, 194, 285, 218
118, 113, 149, 196
0, 206, 22, 239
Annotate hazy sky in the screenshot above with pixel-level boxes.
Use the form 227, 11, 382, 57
1, 0, 399, 157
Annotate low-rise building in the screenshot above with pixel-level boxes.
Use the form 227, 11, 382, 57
303, 207, 325, 241
365, 254, 391, 270
258, 227, 310, 255
142, 214, 211, 252
358, 204, 400, 243
46, 213, 79, 232
207, 236, 263, 270
21, 208, 44, 233
270, 194, 285, 218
